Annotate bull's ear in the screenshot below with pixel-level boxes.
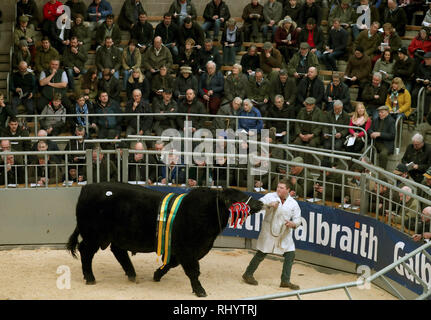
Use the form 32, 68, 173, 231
219, 188, 233, 207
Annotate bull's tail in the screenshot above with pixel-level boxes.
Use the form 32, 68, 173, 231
66, 227, 80, 259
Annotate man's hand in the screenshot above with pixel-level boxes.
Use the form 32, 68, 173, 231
285, 221, 296, 228
370, 132, 380, 139
268, 201, 279, 209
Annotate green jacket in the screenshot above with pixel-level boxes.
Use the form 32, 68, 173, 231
295, 106, 324, 137
34, 46, 60, 73
246, 76, 270, 102
142, 46, 173, 71
287, 51, 319, 77
62, 45, 88, 71
95, 22, 122, 46
95, 45, 122, 72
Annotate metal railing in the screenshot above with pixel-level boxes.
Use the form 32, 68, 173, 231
242, 241, 431, 300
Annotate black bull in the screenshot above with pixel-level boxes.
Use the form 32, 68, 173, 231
67, 182, 263, 297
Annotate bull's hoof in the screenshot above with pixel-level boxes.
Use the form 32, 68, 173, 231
153, 270, 162, 282
193, 288, 207, 298
86, 280, 96, 285
128, 276, 138, 283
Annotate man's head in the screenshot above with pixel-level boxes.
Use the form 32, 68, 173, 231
232, 97, 242, 110
186, 88, 195, 102
133, 141, 146, 161
0, 139, 11, 151
106, 14, 114, 26
263, 42, 273, 55
75, 125, 85, 138
412, 133, 425, 150
333, 100, 343, 115
290, 157, 304, 175
399, 186, 412, 203
99, 91, 109, 104
163, 12, 172, 25
206, 61, 216, 75
332, 73, 341, 86
41, 37, 51, 51
279, 69, 288, 82
255, 68, 264, 82
372, 72, 382, 87
162, 88, 173, 102
248, 45, 257, 56
19, 15, 29, 28
132, 89, 142, 102
377, 105, 389, 119
138, 11, 148, 23
422, 206, 431, 223
92, 147, 104, 163
397, 47, 408, 60
306, 18, 316, 31
18, 61, 28, 74
332, 18, 341, 30
37, 140, 48, 152
276, 178, 292, 199
388, 0, 397, 9
104, 36, 113, 48
154, 36, 162, 50
299, 42, 310, 56
274, 95, 284, 110
184, 17, 193, 29
204, 38, 213, 51
370, 21, 380, 34
307, 66, 317, 80
51, 94, 62, 109
8, 117, 19, 133
70, 36, 79, 48
304, 97, 316, 112
354, 47, 364, 59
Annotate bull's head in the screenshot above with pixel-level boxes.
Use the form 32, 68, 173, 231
219, 188, 263, 228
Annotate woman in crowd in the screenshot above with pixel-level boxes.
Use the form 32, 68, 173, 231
408, 28, 431, 61
372, 48, 395, 85
126, 67, 150, 102
78, 67, 98, 106
385, 77, 412, 121
221, 18, 243, 66
177, 38, 199, 74
346, 102, 371, 154
274, 17, 299, 63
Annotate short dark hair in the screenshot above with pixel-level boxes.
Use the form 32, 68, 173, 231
278, 178, 292, 190
163, 12, 172, 19
106, 14, 114, 20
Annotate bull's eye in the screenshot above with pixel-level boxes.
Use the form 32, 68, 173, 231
106, 191, 113, 197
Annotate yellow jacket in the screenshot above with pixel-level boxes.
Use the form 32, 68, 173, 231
385, 89, 412, 118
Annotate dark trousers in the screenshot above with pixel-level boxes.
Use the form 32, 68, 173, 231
245, 250, 295, 283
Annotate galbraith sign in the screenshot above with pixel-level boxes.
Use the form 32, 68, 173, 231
222, 195, 431, 296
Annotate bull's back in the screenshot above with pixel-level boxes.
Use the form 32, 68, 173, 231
76, 183, 165, 252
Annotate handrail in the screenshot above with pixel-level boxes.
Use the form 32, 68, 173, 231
417, 86, 426, 126
241, 241, 431, 300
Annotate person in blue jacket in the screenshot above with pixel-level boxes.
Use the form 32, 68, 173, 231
238, 98, 263, 134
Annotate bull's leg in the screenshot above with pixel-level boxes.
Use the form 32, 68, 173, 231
181, 259, 207, 297
78, 240, 99, 285
110, 244, 137, 282
153, 255, 179, 282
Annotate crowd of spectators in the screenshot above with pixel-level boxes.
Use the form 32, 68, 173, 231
2, 0, 431, 206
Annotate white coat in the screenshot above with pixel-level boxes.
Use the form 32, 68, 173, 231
256, 192, 302, 254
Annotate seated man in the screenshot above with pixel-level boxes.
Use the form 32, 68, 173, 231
0, 154, 25, 186
202, 0, 231, 40
394, 186, 420, 231
261, 0, 282, 42
293, 97, 324, 149
297, 0, 321, 28
154, 13, 179, 58
197, 38, 222, 72
159, 151, 186, 185
246, 68, 270, 117
352, 0, 380, 40
130, 11, 154, 53
168, 0, 197, 27
62, 36, 88, 91
10, 61, 36, 116
28, 140, 62, 186
324, 72, 352, 113
353, 21, 381, 59
322, 100, 350, 152
298, 18, 325, 60
95, 36, 122, 79
153, 88, 178, 136
401, 133, 431, 183
288, 156, 314, 198
240, 45, 260, 78
287, 42, 319, 82
176, 89, 207, 133
198, 61, 224, 115
173, 66, 198, 102
394, 47, 417, 93
259, 42, 283, 75
14, 15, 37, 54
124, 89, 153, 137
34, 37, 60, 74
118, 0, 146, 31
266, 95, 295, 143
187, 159, 211, 187
368, 105, 395, 170
87, 0, 113, 26
127, 141, 155, 184
95, 14, 122, 48
91, 91, 122, 140
2, 117, 31, 152
142, 36, 173, 80
84, 146, 118, 183
213, 96, 242, 132
242, 0, 264, 42
343, 46, 372, 99
361, 72, 390, 120
296, 67, 325, 114
269, 69, 297, 108
178, 17, 205, 51
382, 0, 407, 37
38, 58, 69, 113
320, 18, 348, 72
314, 159, 343, 203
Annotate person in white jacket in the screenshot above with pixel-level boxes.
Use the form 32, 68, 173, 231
242, 178, 302, 289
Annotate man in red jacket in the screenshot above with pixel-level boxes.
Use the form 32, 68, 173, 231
42, 0, 64, 36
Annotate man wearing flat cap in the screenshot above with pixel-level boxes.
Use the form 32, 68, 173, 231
173, 66, 198, 102
14, 15, 37, 53
287, 42, 319, 81
368, 105, 395, 170
293, 96, 324, 154
259, 42, 283, 75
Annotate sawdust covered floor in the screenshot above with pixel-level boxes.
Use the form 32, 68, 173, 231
0, 248, 396, 300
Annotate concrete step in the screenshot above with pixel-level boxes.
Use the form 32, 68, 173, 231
0, 63, 10, 72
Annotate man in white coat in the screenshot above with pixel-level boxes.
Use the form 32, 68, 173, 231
242, 178, 302, 289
